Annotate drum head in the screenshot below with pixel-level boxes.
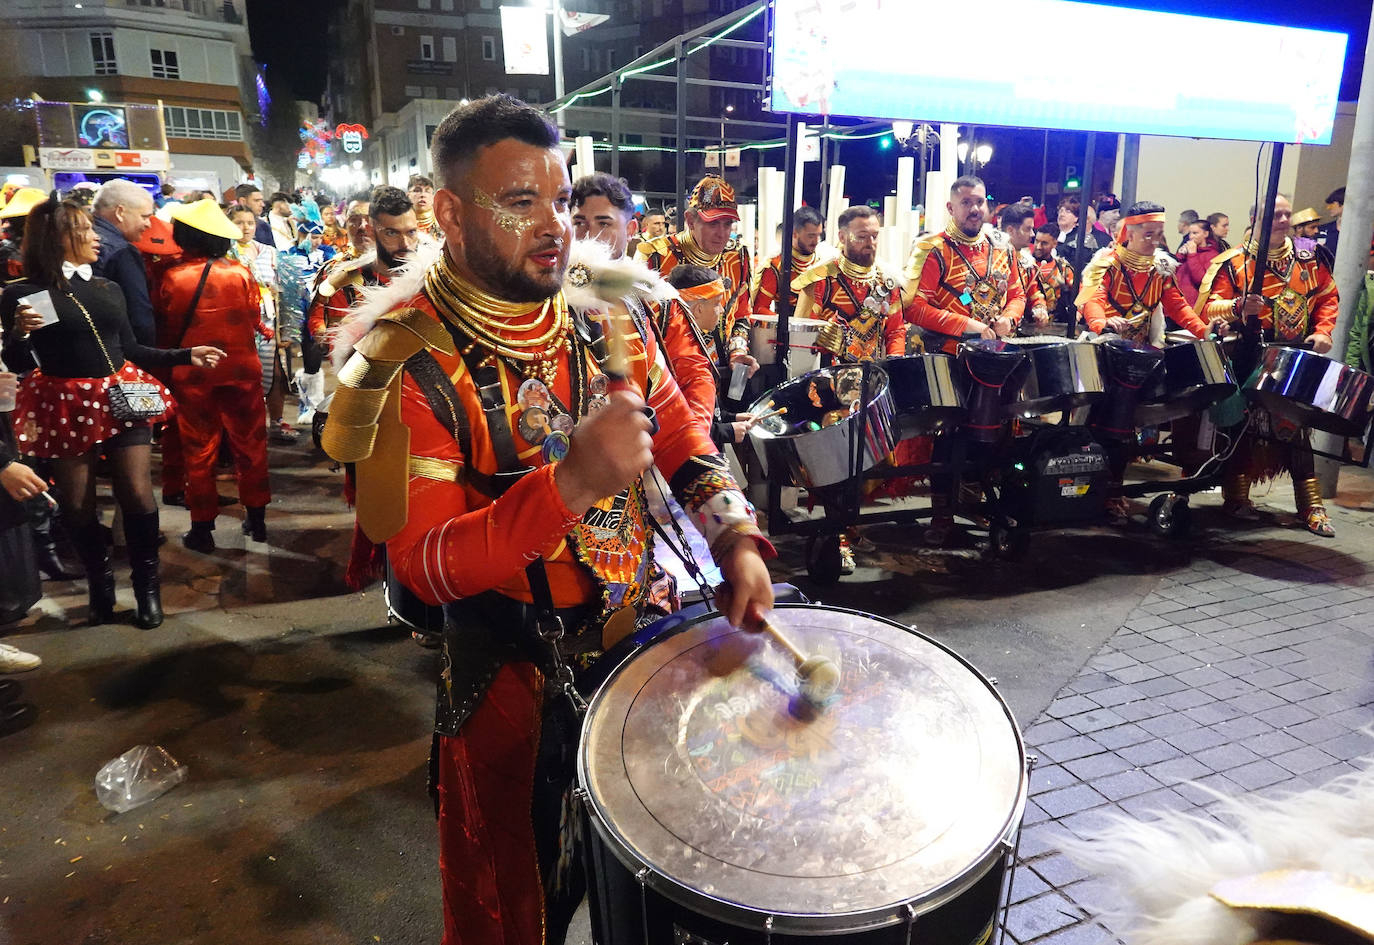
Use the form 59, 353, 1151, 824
579, 604, 1026, 933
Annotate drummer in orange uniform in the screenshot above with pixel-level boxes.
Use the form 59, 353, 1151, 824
1196, 193, 1340, 537
637, 174, 752, 356
1078, 199, 1226, 523
321, 95, 774, 945
750, 206, 824, 317
997, 203, 1050, 331
902, 175, 1024, 544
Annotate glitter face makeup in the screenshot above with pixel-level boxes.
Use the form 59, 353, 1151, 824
473, 187, 535, 236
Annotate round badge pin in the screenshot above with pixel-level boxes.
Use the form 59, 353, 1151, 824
550, 413, 575, 434
541, 430, 570, 463
518, 406, 549, 444
588, 373, 609, 396
517, 378, 551, 410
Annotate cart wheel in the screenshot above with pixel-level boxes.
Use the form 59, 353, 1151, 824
987, 520, 1031, 560
805, 534, 844, 585
1148, 494, 1192, 538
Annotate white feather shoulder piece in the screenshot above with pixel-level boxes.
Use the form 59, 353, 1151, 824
563, 237, 678, 316
329, 237, 444, 368
1153, 247, 1180, 278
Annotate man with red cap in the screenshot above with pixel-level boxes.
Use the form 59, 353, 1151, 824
636, 174, 752, 363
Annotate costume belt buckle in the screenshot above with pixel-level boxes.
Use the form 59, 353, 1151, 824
536, 611, 565, 643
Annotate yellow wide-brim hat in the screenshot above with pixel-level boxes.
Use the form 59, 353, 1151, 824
1290, 208, 1321, 226
170, 197, 240, 241
0, 187, 48, 220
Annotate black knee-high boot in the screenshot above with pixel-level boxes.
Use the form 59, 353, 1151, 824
72, 522, 116, 625
124, 511, 164, 629
28, 499, 81, 581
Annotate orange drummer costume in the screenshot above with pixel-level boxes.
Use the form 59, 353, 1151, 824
1077, 206, 1213, 345
323, 246, 770, 945
751, 242, 817, 317
636, 175, 751, 357
1033, 253, 1075, 324
1197, 232, 1340, 536
653, 276, 732, 439
902, 223, 1026, 351
793, 256, 906, 363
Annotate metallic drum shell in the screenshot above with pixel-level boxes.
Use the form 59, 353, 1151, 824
885, 353, 967, 436
1002, 336, 1106, 417
1245, 344, 1374, 437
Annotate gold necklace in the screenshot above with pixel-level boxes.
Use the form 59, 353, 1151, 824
678, 230, 721, 267
1117, 245, 1155, 271
944, 221, 983, 246
837, 256, 879, 284
1245, 237, 1292, 262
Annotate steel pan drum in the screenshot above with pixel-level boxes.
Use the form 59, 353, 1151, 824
747, 364, 898, 488
1002, 336, 1105, 417
750, 314, 829, 379
579, 603, 1027, 943
957, 340, 1029, 442
1245, 345, 1374, 437
884, 353, 966, 436
1136, 338, 1236, 425
1089, 339, 1164, 440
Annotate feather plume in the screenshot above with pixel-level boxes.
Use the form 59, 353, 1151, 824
562, 237, 677, 316
329, 237, 444, 368
1059, 742, 1374, 945
1153, 247, 1180, 278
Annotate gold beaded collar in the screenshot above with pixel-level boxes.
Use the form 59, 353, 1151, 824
1245, 237, 1293, 262
837, 256, 879, 282
944, 220, 984, 247
678, 230, 721, 267
1116, 245, 1155, 272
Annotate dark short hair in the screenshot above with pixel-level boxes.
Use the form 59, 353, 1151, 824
235, 183, 261, 200
268, 192, 291, 205
665, 264, 721, 291
347, 190, 371, 206
1206, 212, 1228, 226
999, 204, 1034, 229
838, 205, 878, 230
642, 210, 665, 221
1178, 209, 1199, 224
368, 185, 412, 219
1127, 199, 1166, 218
227, 205, 256, 220
571, 172, 634, 215
950, 175, 985, 196
1190, 219, 1213, 239
430, 94, 560, 191
314, 194, 335, 208
407, 174, 435, 190
1326, 187, 1346, 205
21, 195, 87, 289
172, 219, 231, 259
1035, 223, 1059, 239
793, 206, 825, 229
1059, 195, 1081, 213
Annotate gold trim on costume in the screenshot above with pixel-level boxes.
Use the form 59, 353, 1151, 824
409, 455, 463, 483
337, 355, 405, 390
327, 385, 392, 428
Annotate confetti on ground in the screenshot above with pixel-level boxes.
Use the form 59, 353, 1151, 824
64, 872, 75, 879
69, 856, 82, 864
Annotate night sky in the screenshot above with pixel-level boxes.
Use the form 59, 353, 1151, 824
246, 0, 346, 101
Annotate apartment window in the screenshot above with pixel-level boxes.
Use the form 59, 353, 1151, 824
418, 0, 431, 7
419, 35, 435, 60
404, 85, 423, 96
150, 48, 180, 79
423, 86, 438, 98
162, 106, 243, 141
481, 36, 496, 61
606, 49, 615, 70
443, 87, 460, 99
90, 32, 117, 75
441, 36, 457, 62
581, 48, 590, 71
440, 0, 453, 8
479, 0, 494, 7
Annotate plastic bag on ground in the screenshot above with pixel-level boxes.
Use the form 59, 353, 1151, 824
94, 745, 187, 813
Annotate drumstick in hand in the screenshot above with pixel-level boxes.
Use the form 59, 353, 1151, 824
600, 307, 659, 434
758, 617, 840, 704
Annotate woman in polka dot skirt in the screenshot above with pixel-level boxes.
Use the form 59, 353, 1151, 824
0, 195, 224, 629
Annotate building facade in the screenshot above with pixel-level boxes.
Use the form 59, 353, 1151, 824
2, 0, 256, 194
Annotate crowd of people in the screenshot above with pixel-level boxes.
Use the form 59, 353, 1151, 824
0, 91, 1369, 940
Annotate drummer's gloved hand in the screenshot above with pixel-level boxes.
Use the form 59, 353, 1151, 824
1306, 332, 1333, 354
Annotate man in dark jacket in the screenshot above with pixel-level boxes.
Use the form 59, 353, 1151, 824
91, 179, 157, 344
235, 183, 275, 247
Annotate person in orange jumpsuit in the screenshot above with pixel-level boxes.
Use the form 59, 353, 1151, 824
322, 95, 775, 945
1196, 193, 1340, 537
636, 173, 752, 356
902, 175, 1026, 544
158, 199, 272, 552
750, 205, 824, 317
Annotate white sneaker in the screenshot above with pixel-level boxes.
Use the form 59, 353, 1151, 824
0, 644, 41, 673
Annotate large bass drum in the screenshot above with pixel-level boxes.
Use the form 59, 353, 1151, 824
885, 353, 967, 436
579, 603, 1028, 945
746, 364, 898, 488
1244, 344, 1374, 437
1136, 337, 1235, 425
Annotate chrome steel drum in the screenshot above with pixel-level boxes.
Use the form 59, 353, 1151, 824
750, 314, 829, 378
1089, 339, 1164, 441
747, 364, 897, 488
1002, 336, 1105, 417
1136, 338, 1236, 425
957, 340, 1029, 443
884, 353, 966, 436
1245, 344, 1374, 437
579, 603, 1027, 944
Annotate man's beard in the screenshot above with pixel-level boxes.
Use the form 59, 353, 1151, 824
1032, 248, 1051, 262
465, 236, 564, 303
846, 246, 875, 267
959, 216, 983, 237
377, 242, 411, 270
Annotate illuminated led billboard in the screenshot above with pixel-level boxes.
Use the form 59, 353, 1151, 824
767, 0, 1347, 144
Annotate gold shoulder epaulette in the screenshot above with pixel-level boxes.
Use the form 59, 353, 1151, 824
635, 236, 671, 262
900, 234, 942, 305
791, 258, 839, 293
1194, 245, 1248, 314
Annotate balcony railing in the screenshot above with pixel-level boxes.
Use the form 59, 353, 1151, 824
122, 0, 244, 24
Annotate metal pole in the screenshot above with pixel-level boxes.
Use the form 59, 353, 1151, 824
551, 0, 566, 131
1315, 6, 1374, 491
776, 115, 801, 387
818, 116, 831, 218
1120, 133, 1140, 210
916, 126, 927, 217
609, 76, 621, 178
1039, 129, 1048, 205
1068, 132, 1095, 299
674, 39, 687, 223
1235, 143, 1284, 384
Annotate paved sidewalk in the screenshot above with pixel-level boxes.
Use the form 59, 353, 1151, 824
1005, 492, 1374, 945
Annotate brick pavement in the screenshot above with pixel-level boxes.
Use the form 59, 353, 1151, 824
1003, 496, 1374, 945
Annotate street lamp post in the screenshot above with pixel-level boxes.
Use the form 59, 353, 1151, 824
719, 104, 734, 176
